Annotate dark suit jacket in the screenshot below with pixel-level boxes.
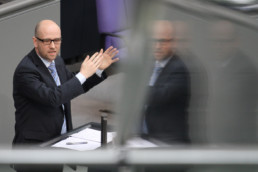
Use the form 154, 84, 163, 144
13, 49, 107, 145
145, 55, 190, 144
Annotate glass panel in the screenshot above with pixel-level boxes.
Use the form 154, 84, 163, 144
114, 0, 258, 148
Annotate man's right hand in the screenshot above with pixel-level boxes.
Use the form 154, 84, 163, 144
80, 52, 103, 78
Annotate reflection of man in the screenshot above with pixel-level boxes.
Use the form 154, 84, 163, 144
143, 20, 190, 144
13, 20, 118, 146
174, 21, 208, 143
207, 20, 257, 144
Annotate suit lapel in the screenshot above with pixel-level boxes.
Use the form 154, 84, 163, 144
29, 49, 57, 87
55, 59, 70, 127
55, 58, 66, 85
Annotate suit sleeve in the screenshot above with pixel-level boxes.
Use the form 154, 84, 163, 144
14, 65, 85, 107
81, 72, 107, 92
60, 57, 107, 93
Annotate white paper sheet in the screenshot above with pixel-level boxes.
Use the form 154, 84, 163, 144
51, 128, 115, 151
52, 136, 100, 151
71, 128, 115, 143
125, 137, 158, 148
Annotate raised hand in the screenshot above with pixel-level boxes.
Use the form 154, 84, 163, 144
80, 52, 103, 78
98, 46, 119, 70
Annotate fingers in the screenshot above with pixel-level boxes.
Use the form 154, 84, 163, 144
111, 57, 119, 64
83, 55, 90, 61
111, 50, 119, 57
104, 46, 113, 54
108, 48, 117, 56
99, 48, 103, 54
112, 57, 119, 62
91, 47, 119, 61
95, 54, 103, 68
82, 55, 90, 65
92, 52, 103, 64
90, 52, 99, 61
104, 46, 119, 57
85, 55, 90, 61
83, 53, 102, 67
80, 53, 102, 78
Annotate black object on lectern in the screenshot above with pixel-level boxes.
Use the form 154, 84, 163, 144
101, 114, 107, 145
99, 109, 114, 146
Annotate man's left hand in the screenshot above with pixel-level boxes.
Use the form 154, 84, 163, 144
98, 46, 119, 70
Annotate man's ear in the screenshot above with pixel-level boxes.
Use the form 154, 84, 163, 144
32, 36, 38, 48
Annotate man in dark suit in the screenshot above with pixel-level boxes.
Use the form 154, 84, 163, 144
12, 19, 118, 171
143, 20, 190, 145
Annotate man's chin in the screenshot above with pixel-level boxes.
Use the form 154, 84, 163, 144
47, 55, 57, 61
155, 55, 165, 61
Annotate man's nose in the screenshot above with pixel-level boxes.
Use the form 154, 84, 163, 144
49, 41, 55, 48
154, 42, 161, 49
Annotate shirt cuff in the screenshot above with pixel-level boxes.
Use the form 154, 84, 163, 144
76, 72, 87, 85
96, 69, 104, 77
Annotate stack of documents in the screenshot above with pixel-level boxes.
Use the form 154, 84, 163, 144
52, 128, 115, 151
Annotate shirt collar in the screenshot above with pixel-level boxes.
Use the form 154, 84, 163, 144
155, 56, 172, 68
36, 53, 55, 68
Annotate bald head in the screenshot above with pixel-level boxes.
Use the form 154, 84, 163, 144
152, 20, 176, 61
152, 20, 174, 40
210, 20, 239, 59
34, 20, 61, 37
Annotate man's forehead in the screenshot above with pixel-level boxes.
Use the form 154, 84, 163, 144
153, 31, 174, 39
37, 28, 61, 38
37, 21, 60, 33
152, 21, 174, 37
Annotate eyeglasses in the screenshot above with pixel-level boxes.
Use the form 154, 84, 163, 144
152, 38, 174, 45
36, 37, 62, 45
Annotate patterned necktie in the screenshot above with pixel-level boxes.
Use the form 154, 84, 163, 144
48, 62, 67, 134
149, 63, 162, 86
48, 62, 60, 86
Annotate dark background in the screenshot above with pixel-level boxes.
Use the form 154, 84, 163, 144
61, 0, 100, 64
